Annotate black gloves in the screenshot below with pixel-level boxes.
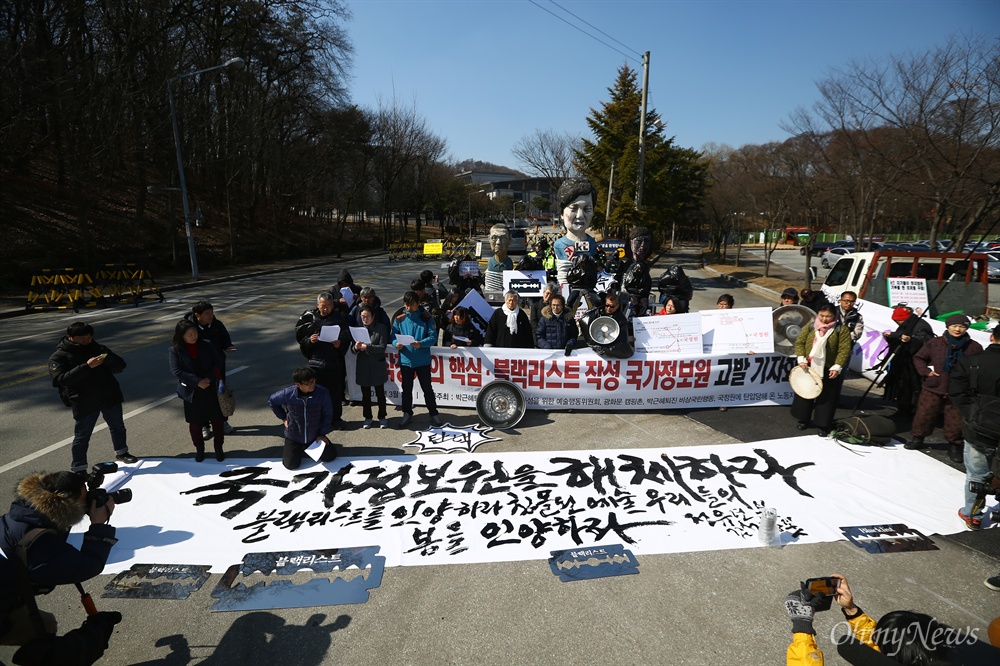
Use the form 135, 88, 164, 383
564, 342, 575, 356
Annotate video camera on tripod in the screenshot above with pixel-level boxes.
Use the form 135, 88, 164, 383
83, 462, 133, 508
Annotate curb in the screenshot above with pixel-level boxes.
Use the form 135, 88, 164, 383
701, 265, 783, 301
0, 252, 386, 320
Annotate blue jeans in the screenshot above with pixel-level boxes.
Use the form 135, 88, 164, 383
400, 365, 438, 416
72, 403, 128, 472
963, 443, 995, 518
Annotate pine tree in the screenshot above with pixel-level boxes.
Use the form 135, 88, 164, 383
575, 64, 708, 241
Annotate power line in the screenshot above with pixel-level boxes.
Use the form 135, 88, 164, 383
527, 0, 641, 64
546, 0, 644, 60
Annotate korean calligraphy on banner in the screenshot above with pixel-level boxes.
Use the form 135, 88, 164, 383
85, 438, 969, 574
350, 347, 797, 410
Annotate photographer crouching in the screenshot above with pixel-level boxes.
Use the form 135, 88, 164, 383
1, 470, 124, 665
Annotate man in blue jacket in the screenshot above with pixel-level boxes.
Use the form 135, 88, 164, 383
392, 291, 442, 428
267, 367, 337, 470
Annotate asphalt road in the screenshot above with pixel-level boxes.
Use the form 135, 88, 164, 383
1, 251, 997, 666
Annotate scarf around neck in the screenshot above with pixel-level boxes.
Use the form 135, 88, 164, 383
502, 303, 519, 335
943, 332, 971, 373
814, 316, 836, 337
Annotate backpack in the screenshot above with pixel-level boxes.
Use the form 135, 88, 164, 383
965, 357, 1000, 441
831, 414, 897, 446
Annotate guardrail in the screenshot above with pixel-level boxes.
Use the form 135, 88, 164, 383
26, 264, 164, 311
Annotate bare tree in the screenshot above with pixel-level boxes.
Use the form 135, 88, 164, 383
511, 129, 578, 191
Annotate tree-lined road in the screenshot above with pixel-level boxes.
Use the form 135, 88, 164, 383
1, 254, 997, 666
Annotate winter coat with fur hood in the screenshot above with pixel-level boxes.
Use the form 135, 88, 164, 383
535, 305, 579, 349
0, 474, 117, 591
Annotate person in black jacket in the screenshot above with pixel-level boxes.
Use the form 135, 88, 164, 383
187, 300, 237, 437
0, 471, 117, 645
48, 322, 137, 473
296, 293, 352, 427
169, 320, 226, 461
880, 306, 934, 416
485, 291, 534, 349
443, 307, 484, 349
949, 324, 1000, 531
330, 269, 361, 316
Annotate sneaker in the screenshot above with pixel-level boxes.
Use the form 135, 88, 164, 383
363, 419, 373, 429
958, 508, 981, 531
223, 422, 235, 435
430, 414, 443, 427
201, 426, 212, 440
379, 419, 388, 429
116, 453, 138, 464
985, 575, 1000, 591
399, 413, 412, 427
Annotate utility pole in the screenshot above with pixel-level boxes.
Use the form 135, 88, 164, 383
635, 50, 651, 212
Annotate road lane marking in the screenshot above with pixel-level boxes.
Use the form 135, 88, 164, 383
0, 366, 248, 475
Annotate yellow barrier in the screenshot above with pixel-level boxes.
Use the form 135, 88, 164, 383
25, 265, 163, 311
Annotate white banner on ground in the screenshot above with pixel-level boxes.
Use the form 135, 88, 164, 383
700, 307, 775, 355
79, 437, 975, 574
373, 346, 795, 410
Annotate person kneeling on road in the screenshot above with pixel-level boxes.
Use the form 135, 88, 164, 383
1, 471, 120, 650
268, 367, 338, 470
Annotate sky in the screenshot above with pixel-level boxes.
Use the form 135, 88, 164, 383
344, 0, 998, 171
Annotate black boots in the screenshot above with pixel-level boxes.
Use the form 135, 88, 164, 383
947, 443, 964, 464
214, 443, 225, 462
195, 445, 205, 463
904, 436, 926, 450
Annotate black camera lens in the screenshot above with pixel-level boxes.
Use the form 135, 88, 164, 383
109, 488, 132, 504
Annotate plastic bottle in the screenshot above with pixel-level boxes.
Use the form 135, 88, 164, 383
758, 507, 778, 546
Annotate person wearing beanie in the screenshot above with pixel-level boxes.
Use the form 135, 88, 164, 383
880, 306, 933, 415
949, 323, 1000, 531
911, 313, 982, 464
779, 288, 799, 307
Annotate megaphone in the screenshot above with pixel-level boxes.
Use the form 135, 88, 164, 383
773, 305, 816, 353
585, 315, 634, 359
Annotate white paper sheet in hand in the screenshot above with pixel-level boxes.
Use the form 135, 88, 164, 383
350, 326, 371, 344
394, 334, 416, 346
318, 325, 341, 342
340, 287, 355, 307
305, 439, 326, 462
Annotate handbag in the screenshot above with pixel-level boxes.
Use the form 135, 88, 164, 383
217, 383, 236, 417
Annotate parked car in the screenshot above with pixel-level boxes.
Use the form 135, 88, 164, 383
989, 261, 1000, 283
508, 228, 527, 255
822, 247, 852, 269
800, 240, 840, 256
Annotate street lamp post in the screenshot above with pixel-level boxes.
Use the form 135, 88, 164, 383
468, 189, 484, 238
167, 56, 244, 280
512, 199, 526, 226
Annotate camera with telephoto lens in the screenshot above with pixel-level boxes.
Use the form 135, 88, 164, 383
85, 462, 133, 507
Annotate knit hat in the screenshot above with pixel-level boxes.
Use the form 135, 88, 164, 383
891, 307, 911, 323
781, 288, 799, 301
945, 313, 970, 327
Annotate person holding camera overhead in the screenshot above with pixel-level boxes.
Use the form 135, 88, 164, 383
169, 320, 226, 462
0, 471, 120, 648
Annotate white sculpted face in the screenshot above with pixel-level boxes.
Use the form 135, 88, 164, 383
562, 194, 594, 239
489, 224, 511, 259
